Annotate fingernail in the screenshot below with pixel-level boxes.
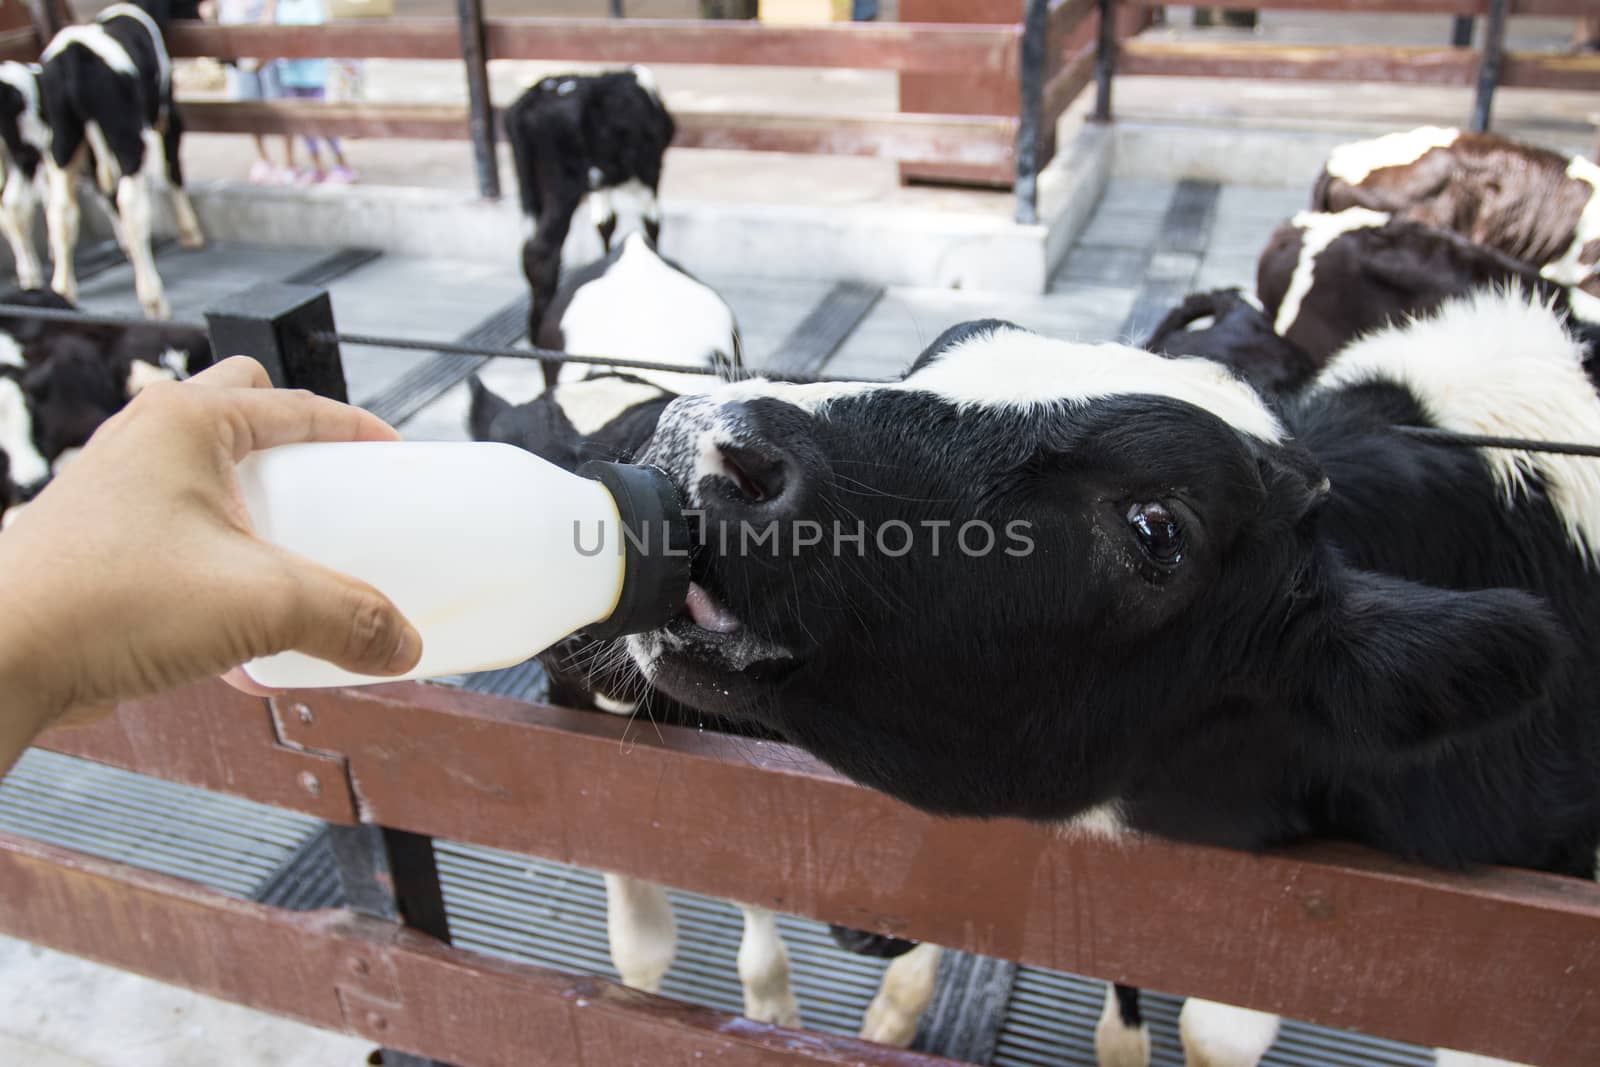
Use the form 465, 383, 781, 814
386, 625, 422, 674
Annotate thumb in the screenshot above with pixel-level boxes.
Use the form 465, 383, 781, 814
274, 554, 423, 678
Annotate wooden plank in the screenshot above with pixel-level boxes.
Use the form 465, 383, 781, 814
167, 18, 1021, 76
231, 681, 1600, 1066
34, 678, 1600, 1062
1501, 50, 1600, 92
1120, 40, 1478, 84
36, 681, 355, 824
1043, 43, 1095, 128
0, 26, 38, 62
0, 831, 959, 1067
179, 101, 1019, 166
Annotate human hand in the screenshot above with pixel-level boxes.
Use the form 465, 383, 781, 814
0, 357, 421, 749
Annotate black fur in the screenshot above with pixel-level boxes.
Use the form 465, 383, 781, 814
504, 68, 674, 372
1257, 215, 1568, 362
1144, 288, 1320, 394
622, 315, 1600, 881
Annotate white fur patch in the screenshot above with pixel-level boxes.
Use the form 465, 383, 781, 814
1540, 155, 1600, 290
592, 691, 639, 715
859, 942, 938, 1046
0, 376, 47, 485
1315, 290, 1600, 562
0, 62, 47, 156
1569, 287, 1600, 324
736, 905, 801, 1027
84, 121, 120, 186
1274, 208, 1391, 337
714, 323, 1286, 443
631, 64, 661, 102
602, 874, 676, 993
1095, 985, 1151, 1067
0, 334, 23, 369
1323, 126, 1460, 185
98, 2, 169, 95
561, 233, 737, 395
1060, 800, 1128, 842
42, 26, 139, 79
1179, 999, 1281, 1067
50, 446, 79, 475
125, 359, 176, 397
553, 376, 669, 436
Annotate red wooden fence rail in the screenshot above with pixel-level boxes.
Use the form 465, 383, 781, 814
10, 678, 1599, 1067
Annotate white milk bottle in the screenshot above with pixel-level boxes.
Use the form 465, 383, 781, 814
234, 442, 689, 689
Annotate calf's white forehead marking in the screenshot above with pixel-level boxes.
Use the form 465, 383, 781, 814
1316, 289, 1600, 562
1274, 208, 1391, 337
1323, 126, 1459, 185
1540, 154, 1600, 291
0, 376, 47, 485
711, 324, 1285, 443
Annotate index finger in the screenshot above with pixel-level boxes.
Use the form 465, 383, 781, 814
189, 355, 273, 390
217, 386, 401, 459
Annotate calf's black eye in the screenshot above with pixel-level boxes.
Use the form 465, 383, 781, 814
1127, 501, 1185, 565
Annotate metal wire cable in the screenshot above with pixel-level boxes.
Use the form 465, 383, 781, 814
8, 299, 1600, 457
1392, 426, 1600, 459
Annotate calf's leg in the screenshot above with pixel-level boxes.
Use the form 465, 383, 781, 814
859, 942, 941, 1047
0, 166, 42, 290
45, 150, 84, 303
1095, 984, 1151, 1067
603, 873, 676, 993
1179, 998, 1280, 1067
736, 904, 801, 1027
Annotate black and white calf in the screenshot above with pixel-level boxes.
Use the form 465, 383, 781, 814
39, 0, 205, 320
0, 61, 50, 291
605, 292, 1600, 1064
1142, 287, 1318, 395
0, 287, 208, 512
533, 232, 739, 390
505, 67, 674, 352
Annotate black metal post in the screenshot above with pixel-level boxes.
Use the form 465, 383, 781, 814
456, 0, 501, 201
328, 824, 454, 1067
205, 283, 349, 402
1470, 0, 1507, 133
1014, 0, 1049, 225
609, 0, 624, 16
1093, 0, 1118, 123
1450, 15, 1475, 48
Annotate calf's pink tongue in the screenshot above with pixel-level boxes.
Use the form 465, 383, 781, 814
686, 582, 742, 633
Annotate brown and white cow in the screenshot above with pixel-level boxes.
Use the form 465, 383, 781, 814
1313, 127, 1600, 320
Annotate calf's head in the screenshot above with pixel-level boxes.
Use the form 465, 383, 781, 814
629, 321, 1563, 819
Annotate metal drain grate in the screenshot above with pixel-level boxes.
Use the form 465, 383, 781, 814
361, 295, 530, 427
993, 967, 1436, 1067
0, 749, 320, 898
433, 839, 896, 1039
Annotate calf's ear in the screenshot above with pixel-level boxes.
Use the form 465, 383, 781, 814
466, 375, 512, 443
1302, 565, 1566, 761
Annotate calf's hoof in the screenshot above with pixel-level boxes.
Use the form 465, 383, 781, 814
142, 295, 172, 321
745, 990, 801, 1029
179, 230, 206, 251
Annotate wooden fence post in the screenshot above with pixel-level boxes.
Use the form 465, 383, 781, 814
1470, 0, 1507, 133
1014, 0, 1048, 225
456, 0, 500, 200
327, 824, 455, 1067
204, 283, 349, 401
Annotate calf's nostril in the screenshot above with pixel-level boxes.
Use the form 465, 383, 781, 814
715, 442, 787, 505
